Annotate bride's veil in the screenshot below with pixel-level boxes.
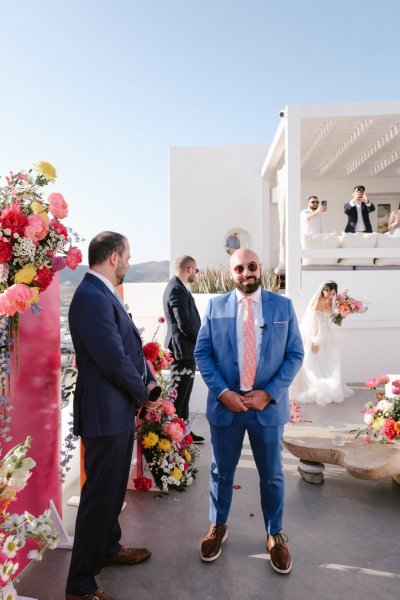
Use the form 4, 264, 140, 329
298, 282, 336, 351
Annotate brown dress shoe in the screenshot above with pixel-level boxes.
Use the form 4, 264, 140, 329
65, 588, 114, 600
200, 523, 228, 562
267, 532, 292, 574
103, 545, 151, 566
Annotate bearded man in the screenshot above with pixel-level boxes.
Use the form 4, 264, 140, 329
194, 248, 303, 575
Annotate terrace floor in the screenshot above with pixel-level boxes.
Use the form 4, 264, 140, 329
16, 385, 400, 600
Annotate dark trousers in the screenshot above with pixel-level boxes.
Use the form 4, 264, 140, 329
66, 428, 134, 595
170, 359, 195, 421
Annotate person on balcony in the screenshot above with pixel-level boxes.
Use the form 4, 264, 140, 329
300, 195, 326, 237
388, 202, 400, 235
344, 185, 375, 233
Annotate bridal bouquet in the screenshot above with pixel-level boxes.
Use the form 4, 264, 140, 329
352, 374, 400, 443
332, 289, 367, 326
134, 376, 199, 493
0, 161, 82, 441
142, 340, 173, 373
0, 437, 59, 598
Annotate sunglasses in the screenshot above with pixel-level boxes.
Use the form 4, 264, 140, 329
233, 262, 258, 274
188, 266, 199, 273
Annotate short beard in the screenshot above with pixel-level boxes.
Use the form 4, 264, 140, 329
235, 277, 261, 295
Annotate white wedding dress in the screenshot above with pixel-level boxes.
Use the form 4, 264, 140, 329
290, 299, 354, 406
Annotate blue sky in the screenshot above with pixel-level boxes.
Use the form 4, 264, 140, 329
1, 0, 400, 263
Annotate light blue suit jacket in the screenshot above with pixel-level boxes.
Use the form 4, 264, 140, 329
195, 289, 304, 427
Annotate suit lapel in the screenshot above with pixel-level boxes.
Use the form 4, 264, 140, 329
257, 290, 273, 373
226, 291, 239, 363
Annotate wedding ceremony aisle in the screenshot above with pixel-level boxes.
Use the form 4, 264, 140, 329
16, 385, 400, 600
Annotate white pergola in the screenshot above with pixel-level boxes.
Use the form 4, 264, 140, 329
261, 100, 400, 298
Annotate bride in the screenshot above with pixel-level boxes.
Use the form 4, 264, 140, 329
289, 280, 354, 405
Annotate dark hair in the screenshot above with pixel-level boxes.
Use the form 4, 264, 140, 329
308, 195, 318, 201
353, 185, 365, 193
321, 280, 338, 295
88, 231, 127, 267
175, 255, 196, 271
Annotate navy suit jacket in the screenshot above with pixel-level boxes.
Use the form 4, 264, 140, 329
163, 276, 201, 361
69, 273, 154, 437
195, 289, 304, 427
344, 202, 375, 233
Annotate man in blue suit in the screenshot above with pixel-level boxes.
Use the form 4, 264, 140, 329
195, 248, 303, 575
66, 232, 158, 600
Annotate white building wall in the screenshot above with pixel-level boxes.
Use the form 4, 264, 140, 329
170, 144, 268, 272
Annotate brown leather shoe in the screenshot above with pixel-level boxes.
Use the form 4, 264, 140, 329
267, 532, 292, 574
65, 588, 114, 600
200, 523, 228, 562
103, 545, 151, 566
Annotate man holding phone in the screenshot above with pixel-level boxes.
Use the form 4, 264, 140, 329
301, 195, 326, 236
344, 185, 375, 233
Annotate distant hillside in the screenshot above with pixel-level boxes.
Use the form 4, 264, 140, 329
59, 261, 170, 287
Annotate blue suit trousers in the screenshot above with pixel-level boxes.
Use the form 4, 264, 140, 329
209, 411, 284, 535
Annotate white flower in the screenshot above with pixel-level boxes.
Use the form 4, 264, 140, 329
0, 559, 18, 582
2, 535, 19, 558
364, 413, 375, 425
27, 549, 42, 561
1, 581, 17, 600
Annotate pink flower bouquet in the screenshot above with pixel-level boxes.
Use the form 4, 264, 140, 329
332, 289, 368, 326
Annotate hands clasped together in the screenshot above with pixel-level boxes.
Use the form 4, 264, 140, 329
219, 389, 271, 412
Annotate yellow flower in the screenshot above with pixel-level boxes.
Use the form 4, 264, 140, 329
30, 287, 40, 304
14, 264, 37, 285
142, 432, 159, 448
372, 417, 385, 431
31, 201, 49, 222
33, 161, 57, 182
184, 450, 192, 462
170, 467, 183, 481
158, 438, 172, 452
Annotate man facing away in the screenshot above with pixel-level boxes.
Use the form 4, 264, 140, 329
66, 231, 158, 600
344, 185, 375, 232
163, 255, 204, 443
195, 248, 304, 574
300, 195, 326, 237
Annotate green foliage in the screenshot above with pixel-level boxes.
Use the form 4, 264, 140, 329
190, 268, 280, 294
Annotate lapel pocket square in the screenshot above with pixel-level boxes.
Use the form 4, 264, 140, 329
273, 320, 288, 324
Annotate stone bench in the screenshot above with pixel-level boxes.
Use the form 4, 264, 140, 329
283, 425, 400, 485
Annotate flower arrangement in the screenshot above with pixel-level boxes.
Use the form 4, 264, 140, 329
332, 289, 367, 326
142, 340, 174, 372
353, 374, 400, 443
0, 437, 59, 598
0, 161, 82, 442
134, 388, 199, 492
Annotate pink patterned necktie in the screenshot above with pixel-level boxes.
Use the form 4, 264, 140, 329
242, 297, 256, 388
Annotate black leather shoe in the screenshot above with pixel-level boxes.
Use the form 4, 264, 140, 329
191, 432, 205, 444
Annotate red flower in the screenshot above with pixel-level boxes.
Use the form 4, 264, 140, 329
0, 202, 28, 235
172, 417, 185, 431
33, 266, 54, 291
383, 419, 397, 442
133, 476, 153, 491
143, 342, 159, 362
49, 218, 68, 239
66, 246, 82, 270
181, 434, 193, 447
0, 238, 12, 262
158, 316, 165, 323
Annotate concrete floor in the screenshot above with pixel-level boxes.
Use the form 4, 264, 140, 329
15, 386, 400, 600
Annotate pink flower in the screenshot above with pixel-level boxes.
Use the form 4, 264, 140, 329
161, 400, 176, 416
163, 422, 184, 443
0, 284, 35, 316
339, 303, 351, 317
172, 417, 186, 431
51, 256, 67, 272
365, 378, 378, 389
50, 218, 68, 240
158, 316, 165, 323
363, 434, 372, 443
48, 193, 68, 219
24, 213, 49, 244
392, 387, 400, 396
66, 246, 82, 270
392, 379, 400, 388
377, 374, 390, 384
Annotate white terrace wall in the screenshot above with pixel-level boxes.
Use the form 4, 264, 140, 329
170, 144, 268, 273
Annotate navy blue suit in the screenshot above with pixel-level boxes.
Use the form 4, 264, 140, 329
344, 201, 375, 233
195, 290, 303, 534
66, 273, 154, 596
